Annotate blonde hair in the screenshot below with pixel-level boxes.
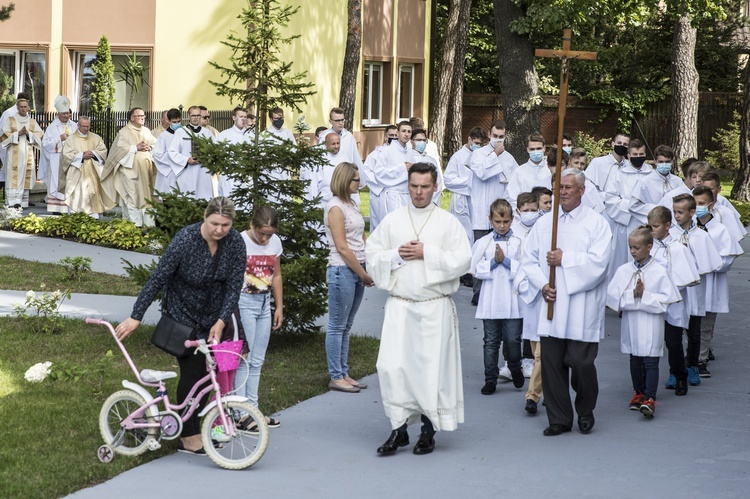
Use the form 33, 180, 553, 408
489, 198, 513, 218
204, 196, 236, 220
630, 225, 653, 246
330, 162, 359, 204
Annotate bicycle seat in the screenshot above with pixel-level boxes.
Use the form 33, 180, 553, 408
141, 369, 178, 382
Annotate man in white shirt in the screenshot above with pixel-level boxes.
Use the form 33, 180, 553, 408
373, 121, 418, 217
409, 117, 441, 168
362, 125, 398, 231
507, 133, 550, 209
263, 107, 295, 143
318, 107, 363, 168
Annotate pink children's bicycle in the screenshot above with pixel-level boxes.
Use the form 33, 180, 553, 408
86, 318, 269, 470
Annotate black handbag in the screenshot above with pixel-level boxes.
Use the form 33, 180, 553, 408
150, 242, 224, 358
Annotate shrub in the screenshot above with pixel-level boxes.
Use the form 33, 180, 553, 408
104, 218, 147, 250
704, 111, 740, 171
573, 131, 611, 162
9, 213, 45, 234
59, 256, 92, 281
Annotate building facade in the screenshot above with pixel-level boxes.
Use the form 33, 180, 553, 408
0, 0, 432, 157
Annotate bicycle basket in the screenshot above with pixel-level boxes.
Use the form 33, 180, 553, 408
210, 340, 243, 372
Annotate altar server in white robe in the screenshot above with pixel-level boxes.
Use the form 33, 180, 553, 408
60, 117, 114, 217
444, 127, 484, 243
215, 107, 253, 198
669, 193, 723, 385
39, 96, 77, 213
629, 145, 683, 225
410, 128, 444, 199
1, 99, 43, 208
606, 227, 681, 417
647, 206, 700, 395
362, 125, 398, 231
317, 107, 363, 168
507, 133, 550, 209
372, 121, 418, 216
366, 162, 471, 456
584, 132, 630, 194
693, 187, 743, 373
657, 160, 709, 211
604, 139, 652, 280
168, 105, 215, 200
308, 133, 360, 208
701, 171, 747, 243
152, 108, 182, 194
521, 168, 611, 436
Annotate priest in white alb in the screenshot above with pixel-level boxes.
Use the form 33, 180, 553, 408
215, 106, 253, 198
60, 116, 113, 217
39, 95, 77, 213
521, 168, 611, 437
168, 105, 215, 200
1, 98, 43, 209
152, 108, 183, 195
366, 162, 472, 456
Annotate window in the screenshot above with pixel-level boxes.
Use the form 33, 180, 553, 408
396, 64, 414, 122
73, 51, 150, 113
0, 50, 46, 111
363, 62, 383, 126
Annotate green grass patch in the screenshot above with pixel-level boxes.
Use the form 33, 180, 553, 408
0, 318, 379, 498
0, 255, 141, 295
721, 181, 750, 226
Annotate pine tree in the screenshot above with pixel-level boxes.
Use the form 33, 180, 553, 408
91, 36, 115, 113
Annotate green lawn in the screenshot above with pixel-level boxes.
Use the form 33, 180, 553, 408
721, 181, 750, 226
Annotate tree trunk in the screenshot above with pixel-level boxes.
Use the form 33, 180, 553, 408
428, 0, 462, 155
445, 0, 472, 157
731, 59, 750, 201
670, 15, 699, 163
493, 0, 541, 162
339, 0, 361, 130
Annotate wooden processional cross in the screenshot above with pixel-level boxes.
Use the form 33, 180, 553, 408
535, 30, 597, 319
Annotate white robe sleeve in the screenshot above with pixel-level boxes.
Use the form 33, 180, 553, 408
559, 214, 612, 295
604, 173, 632, 226
422, 220, 472, 286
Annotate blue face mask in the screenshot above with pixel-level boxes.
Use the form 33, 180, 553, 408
562, 146, 572, 154
695, 205, 710, 218
414, 141, 427, 154
656, 163, 672, 175
529, 150, 544, 163
470, 144, 481, 151
170, 123, 181, 131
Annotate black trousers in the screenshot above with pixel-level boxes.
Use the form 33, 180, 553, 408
177, 352, 209, 437
686, 315, 702, 367
540, 336, 599, 428
664, 321, 688, 381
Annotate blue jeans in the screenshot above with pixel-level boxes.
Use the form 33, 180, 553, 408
630, 355, 659, 400
326, 265, 365, 380
234, 292, 272, 407
482, 318, 523, 381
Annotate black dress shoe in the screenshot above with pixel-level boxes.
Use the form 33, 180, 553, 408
524, 399, 538, 414
675, 378, 688, 396
543, 424, 571, 436
578, 415, 595, 433
481, 380, 496, 395
413, 431, 435, 455
511, 368, 525, 388
377, 430, 409, 455
471, 291, 480, 306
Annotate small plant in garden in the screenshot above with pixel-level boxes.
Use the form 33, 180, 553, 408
14, 289, 72, 334
704, 111, 740, 172
0, 205, 23, 229
24, 361, 53, 383
59, 256, 93, 281
9, 213, 45, 234
49, 350, 114, 387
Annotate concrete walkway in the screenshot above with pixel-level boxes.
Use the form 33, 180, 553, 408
1, 227, 749, 498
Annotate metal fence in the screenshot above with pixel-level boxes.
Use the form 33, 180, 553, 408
462, 92, 742, 156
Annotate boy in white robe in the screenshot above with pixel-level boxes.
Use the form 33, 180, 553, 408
607, 227, 681, 418
657, 159, 709, 211
629, 144, 683, 224
362, 126, 398, 231
444, 127, 484, 244
700, 171, 746, 244
670, 193, 723, 386
471, 199, 525, 396
366, 162, 471, 456
511, 192, 544, 414
647, 207, 700, 396
152, 108, 182, 195
507, 133, 550, 209
693, 187, 744, 377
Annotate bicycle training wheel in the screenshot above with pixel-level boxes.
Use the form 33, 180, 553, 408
201, 400, 269, 470
99, 390, 157, 456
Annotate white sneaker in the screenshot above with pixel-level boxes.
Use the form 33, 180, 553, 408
498, 363, 512, 382
522, 358, 534, 378
211, 425, 231, 443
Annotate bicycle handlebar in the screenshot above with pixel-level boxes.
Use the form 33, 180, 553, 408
85, 318, 105, 325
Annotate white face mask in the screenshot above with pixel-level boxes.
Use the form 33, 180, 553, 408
519, 211, 541, 226
489, 137, 504, 149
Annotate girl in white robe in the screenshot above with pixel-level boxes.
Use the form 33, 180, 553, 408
607, 228, 681, 417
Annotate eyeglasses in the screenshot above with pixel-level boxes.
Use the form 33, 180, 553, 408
202, 116, 211, 120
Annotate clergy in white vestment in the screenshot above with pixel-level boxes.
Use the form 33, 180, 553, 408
507, 134, 550, 209
317, 107, 363, 168
444, 128, 484, 243
100, 107, 157, 227
39, 96, 77, 213
216, 107, 253, 198
629, 145, 683, 225
521, 169, 611, 436
604, 140, 653, 281
60, 117, 114, 217
366, 162, 471, 455
167, 105, 215, 200
152, 108, 182, 195
0, 93, 27, 181
361, 126, 398, 231
373, 121, 420, 216
1, 99, 43, 208
308, 133, 361, 208
151, 110, 170, 139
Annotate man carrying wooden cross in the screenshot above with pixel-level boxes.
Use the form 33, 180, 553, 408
520, 30, 610, 436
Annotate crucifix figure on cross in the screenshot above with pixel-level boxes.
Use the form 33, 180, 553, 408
535, 29, 597, 319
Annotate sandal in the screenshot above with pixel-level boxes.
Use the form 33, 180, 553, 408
237, 416, 260, 434
177, 440, 207, 456
266, 417, 281, 428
